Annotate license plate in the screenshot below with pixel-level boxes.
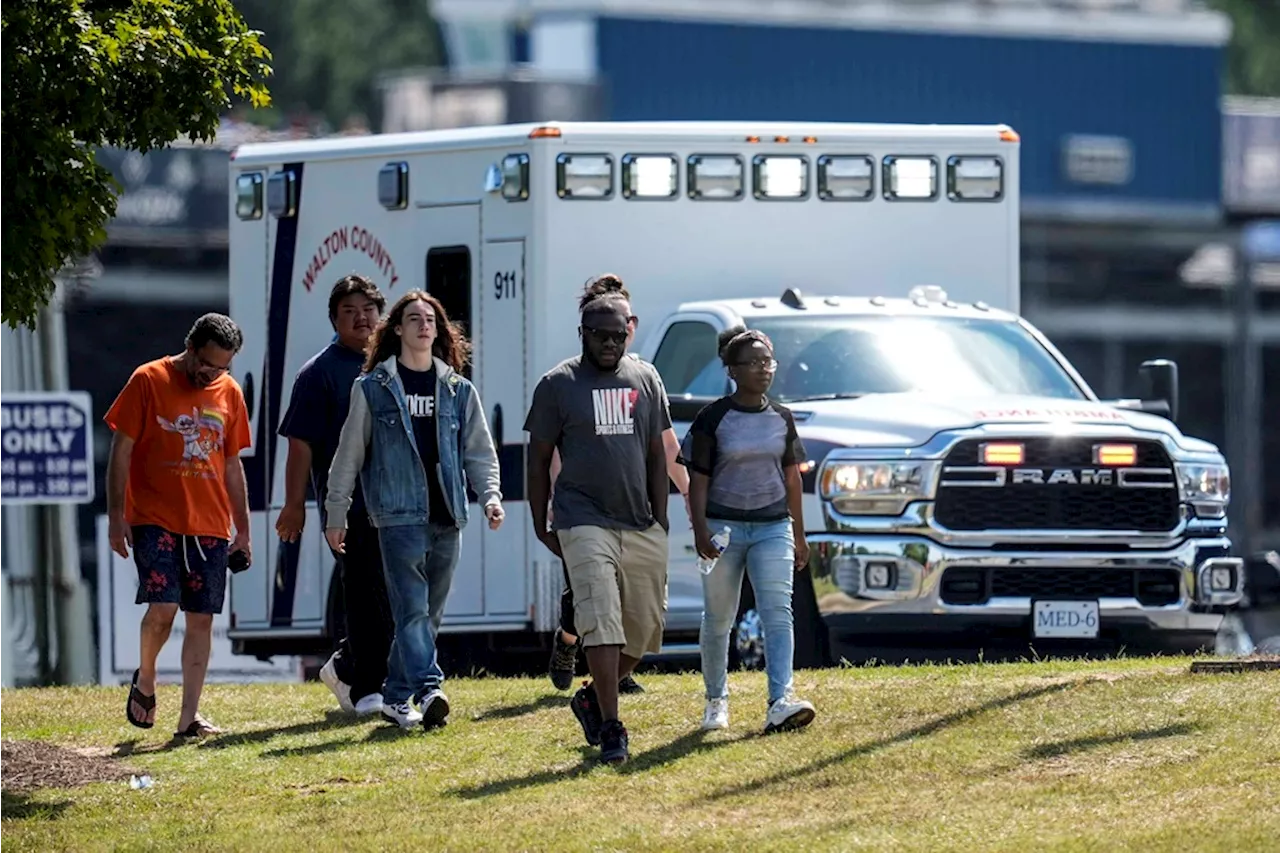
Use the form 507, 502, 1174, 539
1032, 600, 1100, 639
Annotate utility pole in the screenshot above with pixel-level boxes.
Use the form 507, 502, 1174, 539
41, 260, 101, 685
1230, 222, 1277, 557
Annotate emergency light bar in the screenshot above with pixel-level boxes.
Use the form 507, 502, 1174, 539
818, 155, 874, 201
687, 155, 744, 200
753, 155, 808, 200
501, 154, 530, 201
622, 155, 678, 199
235, 173, 263, 220
883, 156, 938, 200
948, 156, 1004, 201
556, 153, 613, 199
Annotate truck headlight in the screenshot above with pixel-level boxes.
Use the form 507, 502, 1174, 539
819, 460, 940, 515
1175, 462, 1230, 518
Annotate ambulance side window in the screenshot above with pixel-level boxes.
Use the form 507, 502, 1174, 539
652, 321, 725, 398
426, 246, 473, 379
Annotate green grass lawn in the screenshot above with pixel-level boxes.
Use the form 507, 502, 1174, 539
3, 657, 1278, 852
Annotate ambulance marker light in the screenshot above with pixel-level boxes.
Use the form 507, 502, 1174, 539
774, 136, 790, 143
745, 136, 761, 143
528, 126, 562, 138
998, 127, 1020, 143
1094, 444, 1137, 466
981, 443, 1025, 465
803, 136, 818, 144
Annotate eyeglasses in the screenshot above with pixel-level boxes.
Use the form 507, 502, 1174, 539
583, 326, 628, 346
736, 357, 778, 372
195, 354, 231, 375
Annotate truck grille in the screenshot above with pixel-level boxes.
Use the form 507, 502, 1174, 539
940, 567, 1182, 607
934, 438, 1180, 532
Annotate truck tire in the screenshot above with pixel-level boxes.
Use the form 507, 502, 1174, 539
728, 570, 833, 671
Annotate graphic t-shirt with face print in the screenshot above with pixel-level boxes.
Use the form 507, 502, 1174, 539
104, 357, 252, 539
399, 364, 452, 524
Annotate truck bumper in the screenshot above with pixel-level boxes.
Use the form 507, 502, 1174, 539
808, 533, 1243, 640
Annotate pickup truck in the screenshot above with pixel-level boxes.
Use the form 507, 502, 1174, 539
643, 286, 1244, 661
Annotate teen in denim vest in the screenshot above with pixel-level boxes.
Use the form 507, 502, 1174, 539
325, 290, 503, 731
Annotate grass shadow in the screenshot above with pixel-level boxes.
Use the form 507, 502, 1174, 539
1, 791, 74, 821
449, 730, 753, 799
196, 710, 368, 751
113, 737, 188, 757
1024, 722, 1201, 760
701, 680, 1077, 803
470, 695, 565, 723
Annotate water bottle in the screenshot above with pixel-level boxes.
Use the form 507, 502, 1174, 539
697, 526, 732, 575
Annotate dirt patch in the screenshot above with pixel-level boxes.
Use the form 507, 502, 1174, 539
1, 740, 141, 794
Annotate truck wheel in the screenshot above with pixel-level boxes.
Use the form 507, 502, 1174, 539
732, 609, 766, 670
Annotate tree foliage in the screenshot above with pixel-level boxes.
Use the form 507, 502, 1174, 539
1212, 0, 1280, 97
1, 0, 271, 329
232, 0, 444, 130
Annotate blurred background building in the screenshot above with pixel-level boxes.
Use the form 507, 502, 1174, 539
4, 0, 1277, 685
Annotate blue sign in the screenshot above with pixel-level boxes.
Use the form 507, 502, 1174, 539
0, 392, 95, 505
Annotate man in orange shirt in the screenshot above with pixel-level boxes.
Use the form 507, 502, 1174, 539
105, 313, 252, 738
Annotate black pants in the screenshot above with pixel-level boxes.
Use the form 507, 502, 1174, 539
330, 512, 394, 702
559, 559, 577, 636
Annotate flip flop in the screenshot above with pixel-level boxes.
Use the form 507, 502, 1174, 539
126, 669, 156, 729
174, 716, 222, 739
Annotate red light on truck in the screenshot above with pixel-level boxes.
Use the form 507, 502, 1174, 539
981, 443, 1025, 465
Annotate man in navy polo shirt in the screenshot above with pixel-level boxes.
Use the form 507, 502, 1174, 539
277, 274, 396, 719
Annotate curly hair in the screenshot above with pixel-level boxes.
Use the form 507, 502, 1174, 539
717, 324, 773, 366
186, 313, 244, 354
363, 290, 472, 374
578, 273, 630, 311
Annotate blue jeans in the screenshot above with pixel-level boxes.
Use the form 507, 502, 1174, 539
377, 523, 461, 704
699, 519, 796, 704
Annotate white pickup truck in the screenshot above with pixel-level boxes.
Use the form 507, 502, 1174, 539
640, 285, 1244, 661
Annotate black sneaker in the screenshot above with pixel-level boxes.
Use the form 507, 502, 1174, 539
419, 688, 450, 730
548, 633, 580, 691
599, 719, 630, 765
570, 682, 603, 746
618, 673, 644, 694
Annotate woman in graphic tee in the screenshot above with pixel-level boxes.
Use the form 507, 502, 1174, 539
682, 326, 816, 734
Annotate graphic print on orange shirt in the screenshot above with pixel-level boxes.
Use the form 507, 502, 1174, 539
104, 358, 250, 539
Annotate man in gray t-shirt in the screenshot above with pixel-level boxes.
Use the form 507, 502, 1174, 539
524, 294, 671, 765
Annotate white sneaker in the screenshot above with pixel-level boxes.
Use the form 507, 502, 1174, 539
353, 693, 384, 717
319, 655, 354, 713
381, 701, 423, 729
764, 693, 816, 734
701, 697, 730, 731
419, 688, 450, 730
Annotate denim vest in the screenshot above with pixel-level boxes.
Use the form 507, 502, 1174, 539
357, 358, 473, 529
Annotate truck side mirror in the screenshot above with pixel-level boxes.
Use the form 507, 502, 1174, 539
1138, 359, 1179, 423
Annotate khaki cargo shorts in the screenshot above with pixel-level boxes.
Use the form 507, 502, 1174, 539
557, 523, 669, 659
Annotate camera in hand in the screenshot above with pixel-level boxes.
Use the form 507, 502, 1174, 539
228, 549, 251, 574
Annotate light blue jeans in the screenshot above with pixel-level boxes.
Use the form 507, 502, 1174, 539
377, 523, 461, 705
699, 518, 796, 704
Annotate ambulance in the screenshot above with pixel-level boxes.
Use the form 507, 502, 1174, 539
226, 120, 1241, 666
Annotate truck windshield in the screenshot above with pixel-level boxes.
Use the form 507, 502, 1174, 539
748, 315, 1087, 403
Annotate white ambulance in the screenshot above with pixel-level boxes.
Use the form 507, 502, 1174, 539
226, 120, 1240, 665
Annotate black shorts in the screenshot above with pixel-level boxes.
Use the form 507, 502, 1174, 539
132, 525, 229, 614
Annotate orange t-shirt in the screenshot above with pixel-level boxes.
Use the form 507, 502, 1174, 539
104, 357, 252, 539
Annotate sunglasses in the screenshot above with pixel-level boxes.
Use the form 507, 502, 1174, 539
583, 326, 628, 346
736, 357, 778, 372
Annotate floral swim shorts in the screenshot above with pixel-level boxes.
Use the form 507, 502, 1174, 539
132, 525, 229, 614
